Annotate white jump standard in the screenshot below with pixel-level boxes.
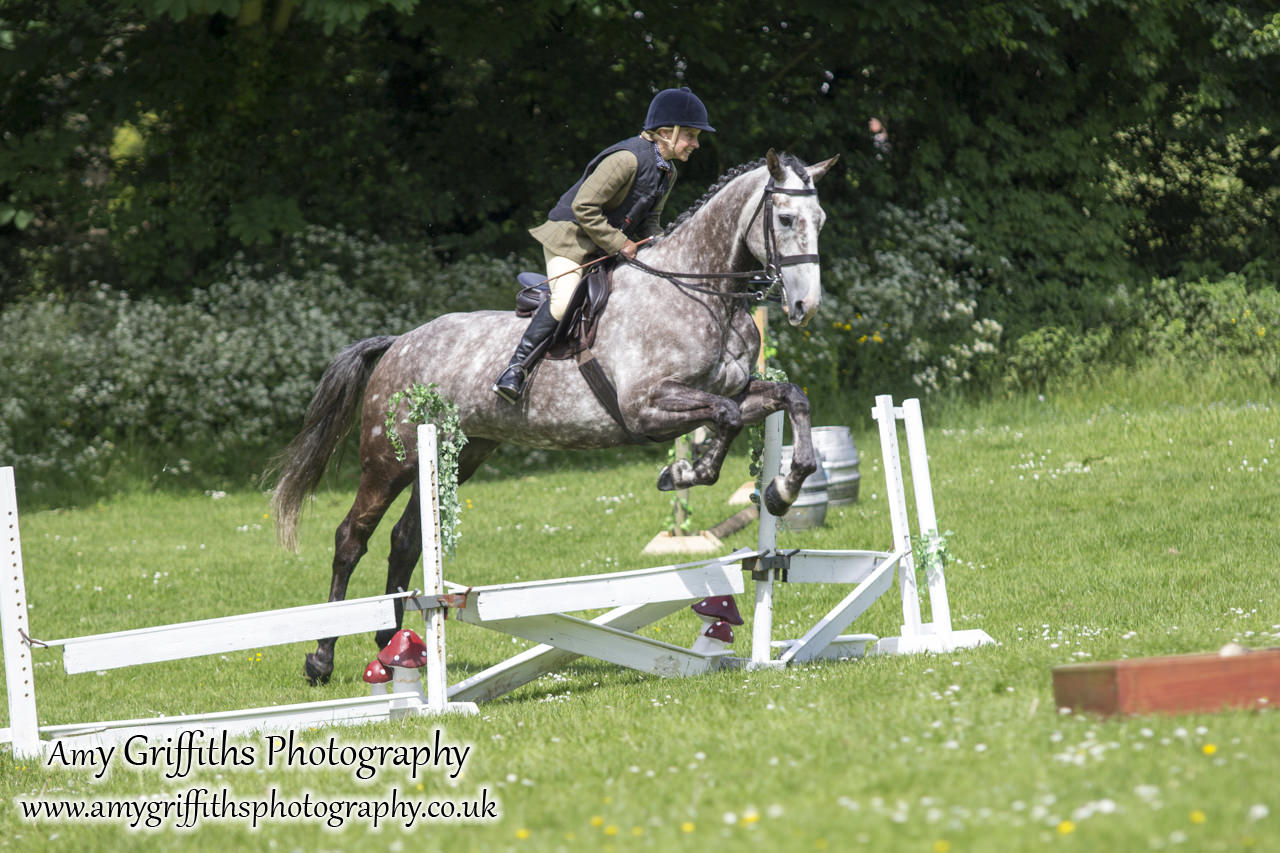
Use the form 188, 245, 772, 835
744, 395, 994, 667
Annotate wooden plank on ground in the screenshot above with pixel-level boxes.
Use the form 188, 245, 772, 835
1052, 649, 1280, 716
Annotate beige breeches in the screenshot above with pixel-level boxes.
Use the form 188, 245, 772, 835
544, 251, 582, 321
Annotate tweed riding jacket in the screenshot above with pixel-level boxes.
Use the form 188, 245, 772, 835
529, 136, 676, 263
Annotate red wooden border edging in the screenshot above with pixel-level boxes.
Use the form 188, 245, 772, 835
1052, 649, 1280, 716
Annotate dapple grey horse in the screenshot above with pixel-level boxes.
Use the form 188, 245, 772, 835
271, 149, 837, 683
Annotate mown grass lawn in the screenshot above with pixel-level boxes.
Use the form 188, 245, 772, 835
3, 363, 1278, 851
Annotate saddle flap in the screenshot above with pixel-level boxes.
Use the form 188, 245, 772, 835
546, 262, 613, 360
510, 262, 614, 358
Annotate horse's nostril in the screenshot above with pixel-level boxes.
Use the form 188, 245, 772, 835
795, 300, 806, 317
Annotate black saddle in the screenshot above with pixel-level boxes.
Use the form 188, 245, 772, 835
513, 261, 613, 360
508, 259, 656, 444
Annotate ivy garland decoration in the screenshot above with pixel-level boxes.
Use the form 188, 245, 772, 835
384, 383, 468, 557
912, 529, 955, 579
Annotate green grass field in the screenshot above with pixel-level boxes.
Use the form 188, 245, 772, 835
3, 363, 1279, 851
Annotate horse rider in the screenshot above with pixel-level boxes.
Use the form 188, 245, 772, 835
492, 86, 716, 403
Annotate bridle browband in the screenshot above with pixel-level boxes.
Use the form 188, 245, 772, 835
622, 172, 820, 303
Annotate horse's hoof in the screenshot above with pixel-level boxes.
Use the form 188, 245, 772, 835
763, 480, 792, 516
304, 653, 332, 686
656, 459, 693, 492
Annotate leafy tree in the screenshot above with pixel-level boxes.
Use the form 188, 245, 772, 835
2, 0, 1276, 343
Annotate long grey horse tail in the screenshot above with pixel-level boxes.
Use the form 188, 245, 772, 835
268, 335, 399, 551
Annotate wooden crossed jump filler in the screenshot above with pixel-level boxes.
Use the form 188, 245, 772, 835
3, 396, 993, 758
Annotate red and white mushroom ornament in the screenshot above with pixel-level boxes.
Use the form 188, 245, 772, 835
690, 619, 734, 654
376, 629, 430, 710
362, 659, 392, 696
691, 596, 743, 626
690, 595, 742, 649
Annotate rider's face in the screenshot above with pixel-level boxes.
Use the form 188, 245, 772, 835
660, 128, 701, 162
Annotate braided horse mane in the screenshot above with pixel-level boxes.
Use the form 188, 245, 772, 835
663, 152, 812, 235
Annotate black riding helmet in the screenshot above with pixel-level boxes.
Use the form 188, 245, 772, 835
644, 87, 716, 133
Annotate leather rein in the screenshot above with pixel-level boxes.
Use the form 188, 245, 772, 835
622, 176, 820, 303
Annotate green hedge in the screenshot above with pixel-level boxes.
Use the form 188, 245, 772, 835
0, 227, 520, 493
4, 220, 1278, 500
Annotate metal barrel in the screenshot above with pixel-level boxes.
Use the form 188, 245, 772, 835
810, 425, 860, 505
778, 445, 829, 530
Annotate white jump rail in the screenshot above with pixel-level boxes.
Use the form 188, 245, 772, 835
418, 551, 749, 702
423, 394, 992, 694
43, 593, 406, 675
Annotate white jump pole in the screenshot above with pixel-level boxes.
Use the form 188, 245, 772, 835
874, 395, 923, 637
750, 411, 785, 667
902, 398, 952, 634
1, 468, 41, 759
418, 424, 448, 712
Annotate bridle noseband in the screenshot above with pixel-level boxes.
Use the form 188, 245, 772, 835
749, 177, 821, 299
623, 174, 820, 303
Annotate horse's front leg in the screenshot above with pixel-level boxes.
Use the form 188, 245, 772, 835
630, 381, 744, 490
735, 378, 816, 516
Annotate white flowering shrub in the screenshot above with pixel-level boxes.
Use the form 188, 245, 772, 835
772, 198, 1004, 398
0, 226, 522, 492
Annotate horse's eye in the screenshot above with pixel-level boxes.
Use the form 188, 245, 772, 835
778, 213, 796, 228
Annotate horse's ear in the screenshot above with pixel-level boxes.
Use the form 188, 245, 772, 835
766, 148, 786, 181
807, 154, 840, 183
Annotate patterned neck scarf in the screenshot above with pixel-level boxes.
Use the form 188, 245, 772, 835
651, 141, 673, 172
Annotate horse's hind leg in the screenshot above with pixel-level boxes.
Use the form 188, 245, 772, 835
376, 439, 499, 650
305, 471, 409, 685
379, 484, 422, 650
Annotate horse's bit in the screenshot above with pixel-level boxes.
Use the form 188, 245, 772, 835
623, 176, 820, 303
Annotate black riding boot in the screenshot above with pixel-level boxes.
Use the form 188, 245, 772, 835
492, 299, 559, 403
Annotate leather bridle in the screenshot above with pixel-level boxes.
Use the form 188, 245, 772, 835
623, 175, 820, 303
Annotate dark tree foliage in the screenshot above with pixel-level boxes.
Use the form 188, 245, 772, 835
2, 0, 1276, 336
